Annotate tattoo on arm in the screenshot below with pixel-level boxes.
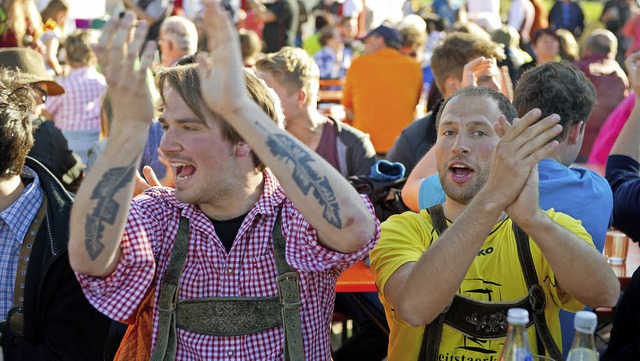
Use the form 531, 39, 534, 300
84, 157, 139, 260
266, 134, 343, 229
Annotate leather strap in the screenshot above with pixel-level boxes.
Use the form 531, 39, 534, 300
419, 204, 448, 361
420, 205, 564, 360
7, 196, 46, 338
513, 224, 564, 361
272, 210, 305, 361
150, 216, 190, 361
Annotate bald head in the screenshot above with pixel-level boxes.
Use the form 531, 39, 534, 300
583, 29, 617, 58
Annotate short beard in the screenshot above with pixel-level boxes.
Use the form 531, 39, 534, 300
437, 167, 487, 206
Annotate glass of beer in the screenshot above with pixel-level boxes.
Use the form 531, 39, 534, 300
604, 230, 629, 265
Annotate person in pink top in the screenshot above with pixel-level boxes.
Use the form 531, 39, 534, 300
588, 93, 635, 165
45, 30, 107, 163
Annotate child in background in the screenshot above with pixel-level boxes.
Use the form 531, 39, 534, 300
39, 0, 68, 77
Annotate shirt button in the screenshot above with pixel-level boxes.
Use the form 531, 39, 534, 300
227, 349, 234, 356
226, 268, 233, 274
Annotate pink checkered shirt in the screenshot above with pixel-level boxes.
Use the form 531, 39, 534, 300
45, 66, 106, 131
77, 171, 380, 360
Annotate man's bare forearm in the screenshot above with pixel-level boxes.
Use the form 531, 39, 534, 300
518, 210, 620, 308
69, 124, 149, 277
226, 100, 376, 253
384, 192, 505, 326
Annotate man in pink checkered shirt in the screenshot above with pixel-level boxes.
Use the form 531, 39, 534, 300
68, 1, 380, 360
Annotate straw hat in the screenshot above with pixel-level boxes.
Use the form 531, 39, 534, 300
0, 48, 65, 95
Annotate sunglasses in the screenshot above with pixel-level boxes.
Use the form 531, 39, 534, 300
31, 86, 48, 103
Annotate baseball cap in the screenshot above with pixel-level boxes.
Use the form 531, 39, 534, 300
361, 25, 402, 49
0, 48, 65, 95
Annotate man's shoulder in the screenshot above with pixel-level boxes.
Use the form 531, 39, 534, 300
540, 161, 612, 198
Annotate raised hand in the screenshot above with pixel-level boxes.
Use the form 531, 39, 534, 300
93, 12, 156, 128
461, 57, 494, 88
625, 52, 640, 95
484, 109, 562, 210
196, 0, 250, 116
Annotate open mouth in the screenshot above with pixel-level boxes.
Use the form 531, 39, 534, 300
174, 162, 197, 181
449, 163, 474, 183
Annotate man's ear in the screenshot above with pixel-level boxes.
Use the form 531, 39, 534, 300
567, 120, 584, 145
445, 76, 461, 95
234, 141, 253, 158
296, 88, 307, 108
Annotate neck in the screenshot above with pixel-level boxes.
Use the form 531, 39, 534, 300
285, 108, 326, 150
198, 170, 264, 221
536, 55, 556, 65
0, 175, 25, 213
443, 197, 507, 225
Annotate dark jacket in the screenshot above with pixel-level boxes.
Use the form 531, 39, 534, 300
601, 265, 640, 361
1, 157, 110, 360
28, 118, 83, 193
548, 1, 585, 37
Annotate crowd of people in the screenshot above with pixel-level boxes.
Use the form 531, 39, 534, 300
1, 0, 640, 360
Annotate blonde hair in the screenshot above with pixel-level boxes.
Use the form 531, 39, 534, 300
4, 0, 42, 47
255, 47, 320, 98
65, 30, 97, 66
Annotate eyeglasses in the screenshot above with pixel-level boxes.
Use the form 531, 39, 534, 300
31, 86, 48, 103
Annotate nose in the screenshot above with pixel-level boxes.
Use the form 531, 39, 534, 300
452, 135, 470, 155
158, 126, 182, 156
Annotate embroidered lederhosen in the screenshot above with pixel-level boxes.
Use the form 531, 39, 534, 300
418, 204, 564, 361
150, 210, 305, 361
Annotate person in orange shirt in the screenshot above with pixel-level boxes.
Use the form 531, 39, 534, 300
342, 24, 422, 154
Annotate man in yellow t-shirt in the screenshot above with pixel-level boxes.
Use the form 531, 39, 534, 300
370, 86, 620, 360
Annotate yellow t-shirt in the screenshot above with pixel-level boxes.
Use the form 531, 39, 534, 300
369, 209, 591, 361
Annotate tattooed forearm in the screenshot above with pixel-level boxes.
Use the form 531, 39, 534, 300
266, 134, 343, 229
84, 157, 139, 260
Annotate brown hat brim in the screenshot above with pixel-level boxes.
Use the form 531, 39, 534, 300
17, 73, 65, 95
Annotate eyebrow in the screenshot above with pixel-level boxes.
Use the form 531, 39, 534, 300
157, 117, 207, 126
439, 119, 492, 128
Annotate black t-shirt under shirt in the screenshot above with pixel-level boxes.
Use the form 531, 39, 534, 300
209, 213, 248, 253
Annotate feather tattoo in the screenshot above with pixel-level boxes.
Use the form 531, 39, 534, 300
267, 134, 343, 229
84, 157, 138, 260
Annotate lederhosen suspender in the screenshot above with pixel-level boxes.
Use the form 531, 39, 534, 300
151, 210, 305, 361
418, 204, 563, 361
2, 197, 47, 341
513, 218, 563, 361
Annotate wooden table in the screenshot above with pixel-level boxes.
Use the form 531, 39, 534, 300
318, 90, 343, 104
335, 260, 377, 293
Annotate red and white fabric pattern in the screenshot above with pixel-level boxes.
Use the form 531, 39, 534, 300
76, 171, 380, 360
45, 66, 106, 132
